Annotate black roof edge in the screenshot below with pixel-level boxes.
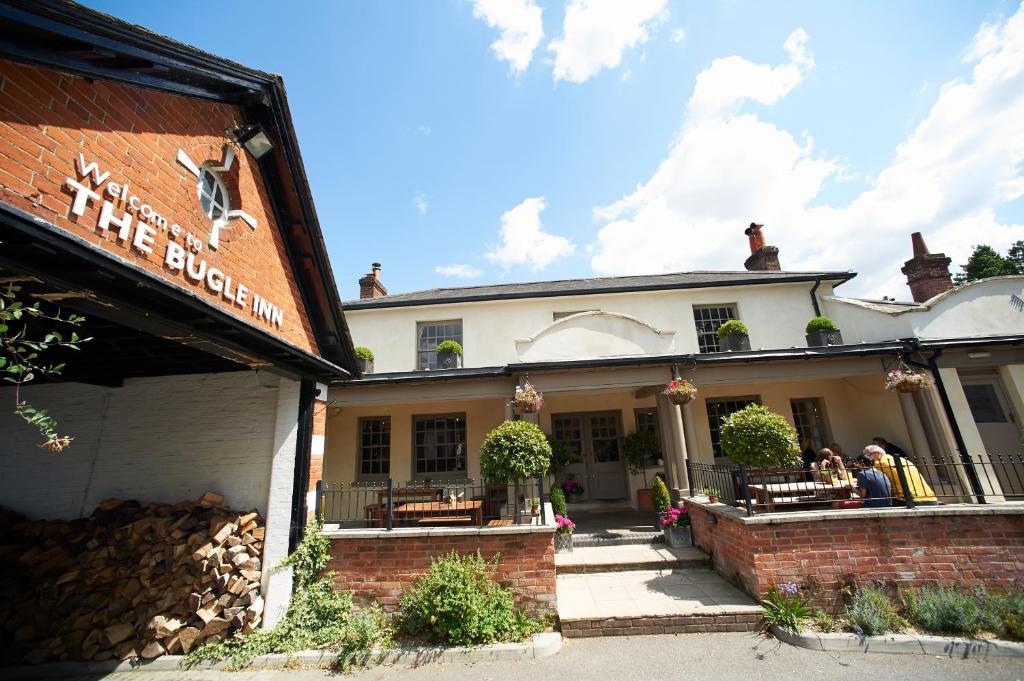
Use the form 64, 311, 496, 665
0, 0, 357, 374
914, 334, 1024, 351
344, 272, 856, 311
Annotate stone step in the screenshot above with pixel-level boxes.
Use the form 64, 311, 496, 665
572, 531, 663, 547
560, 611, 761, 638
556, 544, 710, 574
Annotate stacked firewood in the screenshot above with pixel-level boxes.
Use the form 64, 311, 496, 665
0, 492, 266, 664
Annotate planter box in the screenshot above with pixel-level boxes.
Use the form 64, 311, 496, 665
806, 329, 843, 347
636, 488, 653, 512
664, 525, 692, 548
720, 334, 750, 352
554, 532, 574, 553
356, 357, 374, 374
436, 351, 462, 369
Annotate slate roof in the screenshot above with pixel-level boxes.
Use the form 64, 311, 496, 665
344, 270, 856, 310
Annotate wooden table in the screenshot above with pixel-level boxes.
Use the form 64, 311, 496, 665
393, 500, 484, 527
363, 488, 442, 526
748, 480, 853, 511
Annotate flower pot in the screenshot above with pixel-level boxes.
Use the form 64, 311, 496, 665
720, 334, 751, 352
567, 493, 579, 504
636, 488, 654, 512
531, 506, 540, 517
436, 350, 462, 369
708, 495, 719, 504
664, 525, 692, 548
806, 329, 843, 347
654, 515, 664, 532
668, 392, 693, 406
356, 357, 374, 374
554, 532, 574, 553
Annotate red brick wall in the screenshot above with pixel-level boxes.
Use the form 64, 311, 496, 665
685, 501, 1024, 609
327, 531, 556, 616
0, 58, 318, 353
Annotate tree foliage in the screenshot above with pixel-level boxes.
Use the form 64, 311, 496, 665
954, 241, 1024, 284
480, 420, 552, 482
719, 404, 801, 467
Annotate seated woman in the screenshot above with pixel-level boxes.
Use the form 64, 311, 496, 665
810, 448, 848, 483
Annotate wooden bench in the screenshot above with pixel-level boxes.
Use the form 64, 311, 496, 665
417, 516, 472, 526
486, 519, 513, 527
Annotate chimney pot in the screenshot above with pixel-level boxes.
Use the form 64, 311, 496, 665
901, 232, 953, 302
359, 262, 388, 299
910, 232, 930, 257
742, 222, 780, 271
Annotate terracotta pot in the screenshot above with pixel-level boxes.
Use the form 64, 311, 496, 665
708, 496, 719, 504
531, 506, 540, 517
636, 488, 654, 512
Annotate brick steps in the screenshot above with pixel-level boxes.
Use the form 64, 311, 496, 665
561, 611, 760, 638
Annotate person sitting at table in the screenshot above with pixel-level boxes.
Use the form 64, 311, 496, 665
829, 442, 846, 458
800, 438, 817, 480
872, 436, 907, 458
852, 453, 893, 508
811, 448, 849, 482
863, 444, 938, 505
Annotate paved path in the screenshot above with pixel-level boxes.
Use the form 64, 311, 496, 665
64, 633, 1024, 681
555, 543, 706, 569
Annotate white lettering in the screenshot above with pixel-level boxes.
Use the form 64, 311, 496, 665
128, 195, 141, 211
206, 267, 225, 294
165, 241, 186, 270
235, 284, 248, 308
185, 252, 206, 281
133, 222, 156, 255
271, 306, 283, 328
140, 203, 154, 220
222, 275, 235, 303
98, 200, 133, 241
76, 153, 110, 186
65, 178, 101, 217
106, 182, 121, 199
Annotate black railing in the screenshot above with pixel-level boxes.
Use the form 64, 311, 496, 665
687, 453, 1024, 517
316, 477, 547, 529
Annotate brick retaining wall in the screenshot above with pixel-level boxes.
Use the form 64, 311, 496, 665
325, 528, 556, 616
685, 500, 1024, 609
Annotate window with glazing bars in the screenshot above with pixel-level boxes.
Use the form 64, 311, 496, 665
417, 320, 463, 370
357, 417, 391, 478
413, 415, 467, 476
693, 304, 738, 353
790, 398, 831, 450
705, 397, 759, 460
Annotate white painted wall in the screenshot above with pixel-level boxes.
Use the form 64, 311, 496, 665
0, 371, 283, 520
347, 281, 830, 372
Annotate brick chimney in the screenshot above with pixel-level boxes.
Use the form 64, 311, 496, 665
743, 222, 781, 271
358, 262, 387, 299
901, 232, 953, 302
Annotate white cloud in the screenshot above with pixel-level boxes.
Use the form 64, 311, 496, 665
670, 27, 686, 44
435, 264, 484, 278
549, 0, 668, 83
621, 69, 633, 82
417, 125, 432, 136
485, 197, 576, 271
413, 191, 429, 215
591, 6, 1024, 298
472, 0, 544, 75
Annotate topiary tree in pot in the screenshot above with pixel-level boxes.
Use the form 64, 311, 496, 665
435, 340, 463, 369
719, 404, 801, 468
354, 346, 375, 374
621, 428, 660, 511
716, 319, 751, 352
651, 475, 671, 530
804, 316, 843, 347
480, 420, 552, 522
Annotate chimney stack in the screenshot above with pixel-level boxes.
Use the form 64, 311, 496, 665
901, 232, 953, 303
358, 262, 388, 299
743, 222, 781, 271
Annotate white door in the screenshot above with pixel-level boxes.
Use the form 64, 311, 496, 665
961, 376, 1023, 498
552, 412, 628, 501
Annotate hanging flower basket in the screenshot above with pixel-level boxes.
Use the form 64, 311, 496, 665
511, 381, 544, 414
885, 368, 934, 394
663, 379, 697, 405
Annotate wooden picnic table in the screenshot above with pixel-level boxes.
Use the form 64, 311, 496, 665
363, 487, 443, 526
393, 500, 484, 527
748, 479, 853, 511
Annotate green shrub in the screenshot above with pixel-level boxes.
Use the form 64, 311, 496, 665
480, 420, 551, 482
435, 340, 463, 356
808, 609, 839, 633
354, 346, 375, 361
621, 428, 659, 480
400, 551, 543, 646
719, 404, 801, 467
651, 476, 671, 514
846, 587, 902, 636
805, 316, 839, 334
761, 583, 810, 632
904, 586, 1000, 636
549, 487, 567, 518
985, 588, 1024, 639
186, 519, 392, 671
716, 320, 749, 338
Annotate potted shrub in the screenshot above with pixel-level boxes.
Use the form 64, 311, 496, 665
661, 506, 691, 547
885, 368, 934, 393
480, 420, 552, 483
703, 487, 721, 504
561, 477, 584, 503
663, 378, 697, 405
530, 497, 541, 518
716, 320, 751, 352
435, 340, 463, 369
651, 475, 671, 530
554, 514, 575, 553
719, 404, 801, 468
511, 381, 543, 414
354, 346, 374, 374
805, 316, 843, 347
622, 428, 659, 511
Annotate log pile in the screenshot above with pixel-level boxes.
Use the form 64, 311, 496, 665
0, 492, 266, 664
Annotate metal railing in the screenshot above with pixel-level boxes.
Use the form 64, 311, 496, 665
687, 453, 1024, 517
315, 477, 547, 529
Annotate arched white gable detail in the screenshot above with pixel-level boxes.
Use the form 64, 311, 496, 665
514, 311, 676, 362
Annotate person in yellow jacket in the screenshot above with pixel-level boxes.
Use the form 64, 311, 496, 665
863, 445, 938, 504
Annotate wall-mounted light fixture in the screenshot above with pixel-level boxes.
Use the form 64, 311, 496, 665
227, 124, 274, 159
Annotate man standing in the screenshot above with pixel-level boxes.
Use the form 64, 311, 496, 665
852, 454, 893, 508
872, 436, 907, 458
863, 445, 938, 505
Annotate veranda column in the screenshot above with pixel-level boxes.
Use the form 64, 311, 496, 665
656, 393, 690, 500
897, 390, 935, 464
681, 402, 699, 480
666, 398, 691, 498
655, 393, 678, 492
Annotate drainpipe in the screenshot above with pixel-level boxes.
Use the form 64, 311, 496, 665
288, 378, 317, 553
923, 348, 986, 502
809, 278, 822, 317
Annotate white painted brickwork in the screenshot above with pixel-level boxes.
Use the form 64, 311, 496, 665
0, 371, 283, 520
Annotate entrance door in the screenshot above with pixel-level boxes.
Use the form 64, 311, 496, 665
961, 375, 1023, 497
553, 411, 627, 501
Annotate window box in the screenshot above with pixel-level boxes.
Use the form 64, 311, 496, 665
720, 333, 750, 352
436, 349, 462, 369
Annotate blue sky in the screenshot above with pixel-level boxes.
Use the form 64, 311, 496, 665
84, 0, 1024, 300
